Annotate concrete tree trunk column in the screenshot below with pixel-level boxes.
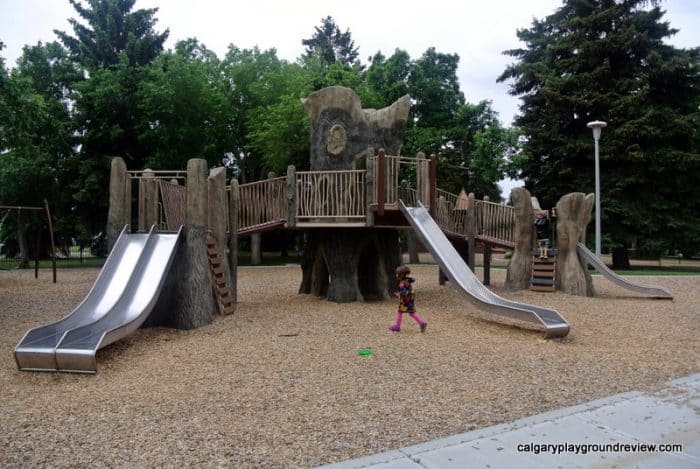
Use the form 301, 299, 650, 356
148, 159, 217, 329
555, 192, 595, 296
208, 167, 232, 291
107, 157, 127, 251
299, 86, 410, 302
505, 187, 535, 291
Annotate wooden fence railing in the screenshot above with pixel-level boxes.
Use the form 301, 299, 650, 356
238, 177, 287, 232
369, 153, 433, 209
475, 199, 515, 246
434, 189, 469, 237
296, 170, 365, 221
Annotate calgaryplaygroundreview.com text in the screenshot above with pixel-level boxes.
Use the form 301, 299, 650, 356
517, 442, 684, 455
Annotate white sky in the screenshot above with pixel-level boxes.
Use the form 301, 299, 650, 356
1, 0, 698, 195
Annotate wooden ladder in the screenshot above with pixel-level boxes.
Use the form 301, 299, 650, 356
530, 250, 557, 292
206, 235, 235, 315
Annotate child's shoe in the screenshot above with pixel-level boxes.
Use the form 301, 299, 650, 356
420, 322, 427, 333
388, 324, 401, 332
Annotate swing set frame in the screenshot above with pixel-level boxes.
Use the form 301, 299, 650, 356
0, 200, 57, 283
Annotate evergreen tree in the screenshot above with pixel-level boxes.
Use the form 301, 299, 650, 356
54, 0, 168, 69
499, 0, 700, 261
301, 16, 359, 69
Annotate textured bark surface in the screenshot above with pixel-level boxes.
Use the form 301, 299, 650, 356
298, 86, 409, 302
505, 187, 535, 291
107, 157, 127, 251
303, 86, 410, 170
299, 229, 400, 303
148, 159, 216, 329
555, 192, 595, 296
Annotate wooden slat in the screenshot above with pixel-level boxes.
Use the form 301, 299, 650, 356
530, 285, 555, 292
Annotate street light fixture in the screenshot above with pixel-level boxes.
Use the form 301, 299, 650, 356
587, 120, 607, 259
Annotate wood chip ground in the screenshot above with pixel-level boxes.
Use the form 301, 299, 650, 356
1, 264, 698, 467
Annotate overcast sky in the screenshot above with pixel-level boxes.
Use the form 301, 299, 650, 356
1, 0, 698, 195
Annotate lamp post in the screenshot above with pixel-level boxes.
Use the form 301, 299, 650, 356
587, 120, 607, 259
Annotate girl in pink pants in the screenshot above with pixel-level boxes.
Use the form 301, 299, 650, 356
389, 265, 427, 333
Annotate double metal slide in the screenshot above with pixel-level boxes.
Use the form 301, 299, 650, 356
14, 226, 181, 373
400, 202, 570, 338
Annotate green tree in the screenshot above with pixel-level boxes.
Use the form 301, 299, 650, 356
52, 0, 169, 233
364, 49, 412, 108
301, 16, 359, 69
499, 0, 700, 262
137, 39, 233, 170
54, 0, 168, 69
400, 48, 513, 200
245, 63, 313, 174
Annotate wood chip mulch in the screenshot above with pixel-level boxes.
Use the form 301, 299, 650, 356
1, 265, 698, 468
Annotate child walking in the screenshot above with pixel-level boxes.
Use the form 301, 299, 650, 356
389, 265, 427, 333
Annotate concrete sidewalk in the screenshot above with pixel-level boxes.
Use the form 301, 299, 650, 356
318, 373, 700, 468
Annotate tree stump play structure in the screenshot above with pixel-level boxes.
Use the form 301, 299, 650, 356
504, 187, 535, 291
555, 192, 595, 296
298, 86, 411, 302
504, 188, 595, 296
109, 157, 233, 329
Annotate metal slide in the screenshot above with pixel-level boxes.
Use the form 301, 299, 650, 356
400, 201, 570, 338
15, 226, 181, 373
576, 243, 673, 299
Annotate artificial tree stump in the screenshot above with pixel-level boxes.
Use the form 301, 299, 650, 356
504, 187, 535, 291
299, 228, 400, 302
555, 192, 595, 296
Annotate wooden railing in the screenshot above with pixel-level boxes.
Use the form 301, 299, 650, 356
369, 153, 433, 209
434, 189, 469, 237
158, 179, 186, 231
296, 170, 365, 221
238, 177, 287, 232
475, 199, 515, 246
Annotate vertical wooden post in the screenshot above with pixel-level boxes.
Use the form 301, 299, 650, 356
43, 200, 57, 283
228, 180, 239, 303
107, 157, 127, 251
365, 146, 375, 227
483, 245, 492, 285
377, 149, 386, 216
466, 192, 476, 271
429, 154, 437, 213
286, 165, 296, 228
124, 176, 131, 233
415, 152, 426, 204
481, 194, 491, 283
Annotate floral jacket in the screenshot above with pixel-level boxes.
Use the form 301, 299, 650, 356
397, 276, 416, 313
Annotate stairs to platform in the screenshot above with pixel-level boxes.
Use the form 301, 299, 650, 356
206, 235, 235, 315
530, 250, 558, 292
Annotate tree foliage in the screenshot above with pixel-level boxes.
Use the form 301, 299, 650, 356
1, 11, 529, 243
499, 0, 700, 256
55, 0, 168, 69
301, 16, 359, 69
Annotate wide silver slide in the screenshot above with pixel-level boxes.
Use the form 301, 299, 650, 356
576, 243, 673, 299
14, 226, 150, 371
54, 227, 181, 373
14, 226, 181, 373
400, 202, 570, 338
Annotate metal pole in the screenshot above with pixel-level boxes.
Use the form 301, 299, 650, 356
594, 137, 601, 259
587, 120, 607, 260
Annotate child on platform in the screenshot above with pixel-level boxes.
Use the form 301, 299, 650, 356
535, 210, 551, 259
389, 265, 427, 333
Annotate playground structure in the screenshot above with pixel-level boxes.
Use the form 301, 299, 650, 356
0, 201, 56, 283
14, 86, 672, 372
